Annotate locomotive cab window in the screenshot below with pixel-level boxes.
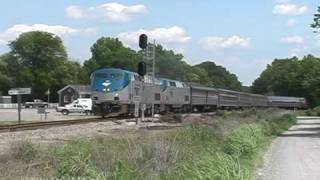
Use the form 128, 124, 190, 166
169, 81, 176, 87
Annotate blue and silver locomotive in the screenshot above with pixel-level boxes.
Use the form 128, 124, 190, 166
90, 68, 190, 117
90, 68, 307, 117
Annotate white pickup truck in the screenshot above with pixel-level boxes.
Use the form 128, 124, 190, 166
56, 98, 92, 115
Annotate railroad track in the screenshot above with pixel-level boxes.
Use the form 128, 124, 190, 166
0, 118, 115, 133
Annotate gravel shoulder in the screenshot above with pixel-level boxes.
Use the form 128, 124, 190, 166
257, 116, 320, 180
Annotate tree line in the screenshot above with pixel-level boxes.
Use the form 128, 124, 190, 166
3, 31, 320, 107
0, 31, 242, 102
251, 7, 320, 107
252, 55, 320, 107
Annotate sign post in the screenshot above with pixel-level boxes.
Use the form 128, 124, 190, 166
45, 89, 50, 103
17, 95, 21, 124
8, 88, 31, 124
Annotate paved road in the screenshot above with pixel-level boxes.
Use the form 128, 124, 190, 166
0, 108, 97, 122
257, 116, 320, 180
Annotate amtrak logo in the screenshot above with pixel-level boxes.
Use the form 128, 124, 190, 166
102, 80, 111, 87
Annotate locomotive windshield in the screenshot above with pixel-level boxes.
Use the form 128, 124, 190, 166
91, 69, 129, 92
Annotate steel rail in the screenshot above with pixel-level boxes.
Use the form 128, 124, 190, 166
0, 118, 116, 133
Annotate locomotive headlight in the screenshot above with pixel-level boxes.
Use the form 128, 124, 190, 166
107, 88, 110, 92
115, 93, 119, 97
103, 88, 106, 92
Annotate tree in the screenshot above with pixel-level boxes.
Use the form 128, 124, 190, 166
0, 56, 13, 94
194, 61, 242, 91
311, 6, 320, 33
151, 45, 188, 80
252, 55, 320, 106
83, 37, 140, 75
0, 31, 81, 101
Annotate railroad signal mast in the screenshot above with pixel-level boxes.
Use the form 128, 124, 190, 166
138, 34, 156, 123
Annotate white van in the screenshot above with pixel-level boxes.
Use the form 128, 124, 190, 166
56, 98, 92, 115
73, 98, 92, 107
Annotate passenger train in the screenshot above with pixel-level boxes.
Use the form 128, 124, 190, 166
90, 68, 307, 117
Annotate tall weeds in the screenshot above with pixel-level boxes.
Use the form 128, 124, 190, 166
1, 110, 296, 180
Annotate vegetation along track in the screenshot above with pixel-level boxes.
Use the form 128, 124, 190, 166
0, 118, 117, 133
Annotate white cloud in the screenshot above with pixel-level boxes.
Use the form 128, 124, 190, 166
287, 19, 297, 27
199, 35, 250, 49
0, 24, 93, 45
66, 2, 147, 22
66, 5, 84, 18
273, 3, 308, 15
280, 35, 304, 44
118, 26, 191, 46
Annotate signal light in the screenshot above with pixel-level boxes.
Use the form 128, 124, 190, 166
139, 34, 148, 49
138, 61, 147, 76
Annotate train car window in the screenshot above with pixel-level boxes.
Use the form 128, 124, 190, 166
169, 81, 176, 87
144, 76, 153, 83
154, 93, 161, 101
185, 96, 189, 102
176, 82, 184, 88
160, 80, 168, 91
95, 72, 123, 80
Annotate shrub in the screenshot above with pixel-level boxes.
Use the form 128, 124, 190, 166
223, 124, 264, 158
177, 152, 250, 180
10, 141, 38, 163
107, 161, 142, 180
127, 136, 182, 176
54, 139, 102, 178
312, 106, 320, 116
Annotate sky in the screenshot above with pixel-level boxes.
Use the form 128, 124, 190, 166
0, 0, 319, 85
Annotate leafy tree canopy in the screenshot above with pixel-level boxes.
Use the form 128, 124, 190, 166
252, 55, 320, 106
0, 31, 85, 101
194, 61, 242, 91
83, 37, 140, 75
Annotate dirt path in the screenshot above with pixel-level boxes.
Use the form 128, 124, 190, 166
257, 116, 320, 180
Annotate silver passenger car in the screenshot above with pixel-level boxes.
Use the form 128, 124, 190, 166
267, 96, 307, 108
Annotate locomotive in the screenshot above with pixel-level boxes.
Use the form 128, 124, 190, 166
90, 68, 307, 117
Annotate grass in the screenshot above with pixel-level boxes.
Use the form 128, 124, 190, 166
0, 108, 297, 180
305, 106, 320, 116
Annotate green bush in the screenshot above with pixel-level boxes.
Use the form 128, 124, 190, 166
107, 161, 142, 180
178, 152, 250, 180
262, 114, 296, 136
304, 106, 320, 116
11, 141, 38, 163
223, 124, 264, 158
54, 139, 102, 178
4, 110, 297, 180
313, 106, 320, 115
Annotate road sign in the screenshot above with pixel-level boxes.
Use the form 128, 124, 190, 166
45, 89, 50, 95
133, 96, 141, 102
8, 88, 31, 95
8, 88, 31, 124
